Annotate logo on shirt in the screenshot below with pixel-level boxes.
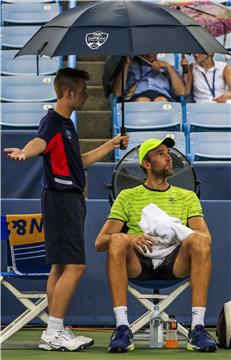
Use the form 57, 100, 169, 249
65, 130, 72, 140
85, 31, 109, 50
169, 196, 176, 202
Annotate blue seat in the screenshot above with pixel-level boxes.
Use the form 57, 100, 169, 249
1, 76, 56, 102
1, 50, 61, 76
0, 213, 50, 344
115, 102, 182, 134
2, 3, 60, 25
1, 102, 54, 129
156, 53, 175, 65
186, 103, 231, 132
216, 33, 231, 50
115, 131, 186, 161
213, 53, 231, 65
189, 132, 231, 161
1, 26, 40, 49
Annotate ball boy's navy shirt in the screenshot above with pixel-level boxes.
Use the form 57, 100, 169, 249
38, 109, 85, 192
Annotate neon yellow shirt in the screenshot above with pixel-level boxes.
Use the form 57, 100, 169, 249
108, 185, 203, 234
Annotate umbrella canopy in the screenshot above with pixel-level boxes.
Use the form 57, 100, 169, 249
16, 0, 229, 58
15, 0, 229, 138
163, 0, 231, 38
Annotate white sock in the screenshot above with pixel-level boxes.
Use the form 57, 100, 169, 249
46, 316, 64, 335
113, 306, 130, 328
191, 307, 206, 330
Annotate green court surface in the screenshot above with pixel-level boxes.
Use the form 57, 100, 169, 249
1, 329, 230, 360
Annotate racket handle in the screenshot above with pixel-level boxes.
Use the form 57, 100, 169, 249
120, 126, 127, 150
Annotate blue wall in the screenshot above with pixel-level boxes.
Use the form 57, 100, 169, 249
87, 162, 231, 200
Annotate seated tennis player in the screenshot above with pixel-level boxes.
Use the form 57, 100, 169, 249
95, 137, 217, 353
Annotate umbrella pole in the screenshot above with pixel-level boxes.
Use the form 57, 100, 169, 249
120, 57, 126, 149
36, 55, 40, 76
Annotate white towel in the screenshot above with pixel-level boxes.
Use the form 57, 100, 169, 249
138, 203, 193, 269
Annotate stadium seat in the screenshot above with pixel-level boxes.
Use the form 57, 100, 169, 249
213, 53, 231, 65
216, 33, 231, 50
1, 3, 60, 25
128, 278, 190, 346
157, 53, 175, 65
1, 26, 40, 49
1, 76, 56, 102
0, 214, 50, 344
189, 132, 231, 161
115, 102, 182, 134
115, 131, 186, 161
186, 103, 231, 132
1, 102, 55, 129
1, 50, 60, 76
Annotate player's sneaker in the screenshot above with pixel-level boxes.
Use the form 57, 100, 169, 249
187, 325, 217, 352
108, 325, 135, 353
39, 328, 92, 351
63, 328, 94, 348
75, 335, 94, 347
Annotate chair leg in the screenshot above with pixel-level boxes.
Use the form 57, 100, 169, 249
128, 281, 190, 339
0, 278, 48, 344
131, 311, 152, 334
0, 298, 48, 344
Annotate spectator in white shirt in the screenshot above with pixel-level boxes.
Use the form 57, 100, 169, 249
181, 53, 231, 103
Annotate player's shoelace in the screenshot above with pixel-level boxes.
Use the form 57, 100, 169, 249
193, 325, 217, 343
57, 329, 75, 340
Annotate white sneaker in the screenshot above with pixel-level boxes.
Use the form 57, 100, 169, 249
63, 328, 94, 347
39, 329, 90, 351
76, 335, 94, 347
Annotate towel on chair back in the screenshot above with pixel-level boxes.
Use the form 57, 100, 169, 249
139, 203, 193, 269
6, 214, 44, 246
6, 214, 48, 274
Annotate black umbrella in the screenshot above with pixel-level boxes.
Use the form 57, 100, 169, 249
15, 0, 229, 137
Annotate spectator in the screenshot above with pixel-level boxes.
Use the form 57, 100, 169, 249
113, 54, 186, 102
181, 53, 231, 103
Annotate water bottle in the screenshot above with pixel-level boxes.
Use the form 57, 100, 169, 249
165, 315, 178, 349
150, 305, 164, 348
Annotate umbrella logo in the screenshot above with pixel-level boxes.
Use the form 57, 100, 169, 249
85, 31, 109, 50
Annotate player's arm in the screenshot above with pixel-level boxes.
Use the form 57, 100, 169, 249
4, 137, 47, 161
95, 218, 156, 253
81, 134, 128, 168
95, 219, 125, 252
214, 65, 231, 102
187, 216, 211, 244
